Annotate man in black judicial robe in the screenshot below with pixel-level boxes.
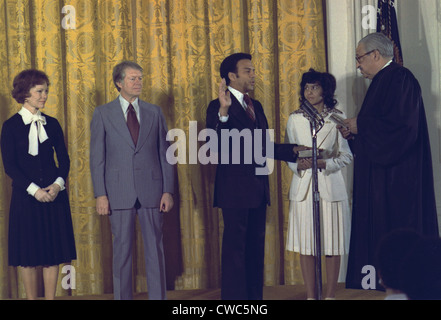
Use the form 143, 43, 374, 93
339, 33, 439, 290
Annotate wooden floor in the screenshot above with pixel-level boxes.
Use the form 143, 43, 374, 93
56, 283, 386, 300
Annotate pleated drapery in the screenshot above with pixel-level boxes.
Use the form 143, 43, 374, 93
0, 0, 326, 299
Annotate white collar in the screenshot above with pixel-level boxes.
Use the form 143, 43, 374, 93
228, 86, 249, 109
18, 106, 45, 123
18, 107, 49, 156
119, 95, 140, 115
381, 60, 393, 70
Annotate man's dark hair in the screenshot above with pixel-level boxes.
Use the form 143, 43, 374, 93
398, 236, 441, 300
220, 53, 252, 86
376, 229, 422, 291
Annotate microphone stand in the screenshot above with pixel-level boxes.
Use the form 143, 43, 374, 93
310, 119, 323, 300
300, 100, 324, 299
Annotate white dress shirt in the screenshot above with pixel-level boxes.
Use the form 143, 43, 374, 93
119, 95, 140, 122
218, 86, 250, 122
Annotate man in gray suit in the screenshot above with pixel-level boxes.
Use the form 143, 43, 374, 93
90, 61, 174, 300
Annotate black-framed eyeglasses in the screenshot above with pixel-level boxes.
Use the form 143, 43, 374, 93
356, 50, 376, 63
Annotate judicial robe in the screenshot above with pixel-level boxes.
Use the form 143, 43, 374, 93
345, 62, 439, 290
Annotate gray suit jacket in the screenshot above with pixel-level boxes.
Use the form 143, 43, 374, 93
90, 98, 174, 210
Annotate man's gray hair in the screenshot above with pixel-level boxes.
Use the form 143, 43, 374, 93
359, 33, 394, 59
113, 61, 143, 92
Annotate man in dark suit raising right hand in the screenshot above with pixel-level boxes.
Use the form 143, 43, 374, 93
206, 53, 303, 300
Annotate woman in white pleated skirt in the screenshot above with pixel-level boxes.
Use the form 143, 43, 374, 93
286, 69, 352, 300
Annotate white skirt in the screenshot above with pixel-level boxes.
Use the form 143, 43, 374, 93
286, 191, 351, 256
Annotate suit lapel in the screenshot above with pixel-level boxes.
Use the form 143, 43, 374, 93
229, 94, 255, 129
296, 116, 313, 145
317, 117, 334, 148
252, 99, 267, 130
106, 99, 155, 151
135, 100, 154, 151
107, 99, 136, 149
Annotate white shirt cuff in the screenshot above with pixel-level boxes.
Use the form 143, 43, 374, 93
27, 183, 40, 197
54, 177, 66, 191
218, 112, 229, 123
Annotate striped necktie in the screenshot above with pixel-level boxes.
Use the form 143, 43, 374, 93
243, 94, 256, 122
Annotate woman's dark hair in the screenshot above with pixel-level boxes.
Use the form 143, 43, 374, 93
12, 69, 50, 104
300, 68, 337, 109
220, 53, 252, 86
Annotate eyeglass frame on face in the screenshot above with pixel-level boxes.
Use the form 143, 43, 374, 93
356, 50, 376, 63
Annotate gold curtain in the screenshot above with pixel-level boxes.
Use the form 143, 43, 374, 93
0, 0, 326, 299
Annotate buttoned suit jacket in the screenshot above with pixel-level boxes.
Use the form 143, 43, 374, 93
206, 93, 297, 209
90, 98, 174, 210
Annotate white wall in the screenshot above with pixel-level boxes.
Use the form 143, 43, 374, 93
326, 0, 441, 233
397, 0, 441, 232
325, 0, 375, 209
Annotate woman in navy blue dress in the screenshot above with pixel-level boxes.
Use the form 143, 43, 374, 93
1, 70, 76, 299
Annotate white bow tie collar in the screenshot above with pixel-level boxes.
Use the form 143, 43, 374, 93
18, 107, 49, 156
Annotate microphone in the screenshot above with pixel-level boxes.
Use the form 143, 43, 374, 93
300, 99, 324, 127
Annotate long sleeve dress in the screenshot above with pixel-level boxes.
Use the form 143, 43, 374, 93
1, 110, 76, 267
285, 107, 352, 256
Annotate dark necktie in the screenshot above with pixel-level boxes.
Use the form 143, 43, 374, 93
127, 103, 139, 146
243, 94, 256, 122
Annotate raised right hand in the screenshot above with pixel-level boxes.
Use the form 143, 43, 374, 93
219, 78, 231, 116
